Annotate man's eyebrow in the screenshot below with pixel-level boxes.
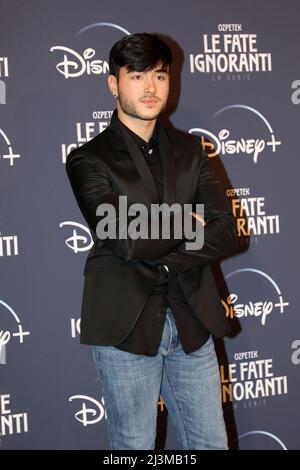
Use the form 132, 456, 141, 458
126, 68, 168, 74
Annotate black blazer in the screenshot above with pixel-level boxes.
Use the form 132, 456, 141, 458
66, 109, 239, 345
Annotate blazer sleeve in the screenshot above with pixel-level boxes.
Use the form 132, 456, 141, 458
154, 141, 239, 273
65, 151, 184, 261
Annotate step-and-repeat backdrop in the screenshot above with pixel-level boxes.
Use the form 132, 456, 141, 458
1, 0, 299, 450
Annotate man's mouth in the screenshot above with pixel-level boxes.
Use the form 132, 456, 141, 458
141, 98, 158, 104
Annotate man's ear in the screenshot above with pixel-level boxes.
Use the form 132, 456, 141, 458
108, 74, 118, 98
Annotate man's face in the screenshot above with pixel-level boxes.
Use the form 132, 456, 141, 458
110, 63, 170, 121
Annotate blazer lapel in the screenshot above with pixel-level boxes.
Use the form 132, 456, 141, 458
109, 109, 177, 207
156, 118, 177, 206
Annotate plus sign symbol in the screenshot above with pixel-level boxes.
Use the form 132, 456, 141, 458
0, 128, 20, 166
266, 133, 281, 153
0, 299, 30, 365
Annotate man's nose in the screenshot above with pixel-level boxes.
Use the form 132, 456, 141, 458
144, 76, 156, 93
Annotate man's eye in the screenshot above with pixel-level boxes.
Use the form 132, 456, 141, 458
132, 75, 142, 79
156, 75, 166, 80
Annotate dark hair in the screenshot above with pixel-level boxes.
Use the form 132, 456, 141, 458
109, 33, 172, 79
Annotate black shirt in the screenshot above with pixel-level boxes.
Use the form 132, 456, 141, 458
113, 114, 210, 356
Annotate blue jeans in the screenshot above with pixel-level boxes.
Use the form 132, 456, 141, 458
92, 306, 228, 450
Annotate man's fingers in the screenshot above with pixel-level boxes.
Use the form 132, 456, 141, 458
189, 211, 206, 226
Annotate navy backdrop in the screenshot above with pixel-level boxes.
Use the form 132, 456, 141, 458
0, 0, 299, 450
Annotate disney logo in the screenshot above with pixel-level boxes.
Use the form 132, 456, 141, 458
190, 128, 280, 163
222, 293, 273, 326
50, 46, 109, 79
69, 395, 106, 426
60, 221, 93, 253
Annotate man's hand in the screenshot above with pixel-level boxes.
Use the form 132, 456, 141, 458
153, 211, 206, 280
190, 211, 206, 226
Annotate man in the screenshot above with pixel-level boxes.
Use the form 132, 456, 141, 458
66, 33, 238, 450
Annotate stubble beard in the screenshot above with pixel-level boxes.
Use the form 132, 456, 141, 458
117, 90, 167, 121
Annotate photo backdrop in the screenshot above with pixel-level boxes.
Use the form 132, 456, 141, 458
0, 0, 299, 450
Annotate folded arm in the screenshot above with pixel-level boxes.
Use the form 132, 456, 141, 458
65, 151, 185, 261
154, 143, 239, 273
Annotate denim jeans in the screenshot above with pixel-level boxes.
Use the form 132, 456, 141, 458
92, 306, 228, 450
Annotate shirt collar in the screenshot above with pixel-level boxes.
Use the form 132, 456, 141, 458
114, 110, 158, 152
